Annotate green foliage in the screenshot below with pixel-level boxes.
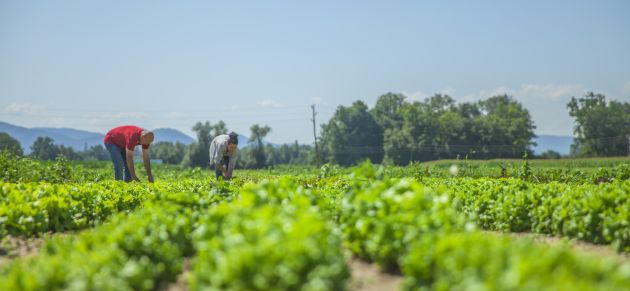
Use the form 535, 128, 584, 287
0, 132, 23, 156
401, 232, 630, 290
0, 159, 629, 290
151, 141, 186, 164
189, 181, 349, 290
320, 101, 384, 166
0, 179, 219, 237
568, 92, 630, 156
427, 178, 630, 251
182, 121, 214, 168
340, 174, 470, 270
380, 93, 537, 165
249, 124, 272, 168
0, 195, 205, 291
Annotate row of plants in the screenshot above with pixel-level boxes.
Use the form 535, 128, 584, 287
0, 191, 212, 290
0, 180, 235, 237
0, 152, 219, 184
0, 179, 350, 290
340, 167, 630, 289
189, 180, 349, 290
423, 178, 630, 251
401, 232, 630, 290
4, 151, 629, 185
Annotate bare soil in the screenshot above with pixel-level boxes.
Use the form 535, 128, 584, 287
0, 235, 48, 266
347, 256, 402, 291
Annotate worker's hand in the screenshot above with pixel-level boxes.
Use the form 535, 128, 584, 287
225, 174, 231, 180
147, 174, 154, 183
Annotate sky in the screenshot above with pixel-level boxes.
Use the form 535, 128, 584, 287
1, 0, 629, 144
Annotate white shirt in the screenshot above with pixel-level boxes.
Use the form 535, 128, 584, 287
208, 134, 238, 171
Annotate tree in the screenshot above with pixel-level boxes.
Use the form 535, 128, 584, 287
81, 145, 109, 161
475, 95, 537, 158
370, 92, 406, 130
152, 141, 186, 164
539, 150, 562, 159
0, 132, 23, 156
320, 101, 384, 165
264, 141, 313, 166
211, 121, 228, 138
182, 121, 214, 168
57, 145, 81, 160
568, 92, 630, 156
30, 136, 59, 160
249, 124, 271, 168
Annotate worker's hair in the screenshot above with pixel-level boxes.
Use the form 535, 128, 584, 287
228, 132, 238, 145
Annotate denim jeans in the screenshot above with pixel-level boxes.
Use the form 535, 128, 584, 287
215, 156, 230, 180
105, 143, 132, 182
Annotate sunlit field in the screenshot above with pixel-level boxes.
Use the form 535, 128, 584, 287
1, 152, 629, 290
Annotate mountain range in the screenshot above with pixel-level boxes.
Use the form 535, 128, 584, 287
1, 121, 572, 155
0, 121, 196, 153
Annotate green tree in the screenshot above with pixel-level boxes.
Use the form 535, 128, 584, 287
265, 141, 313, 166
320, 101, 383, 165
30, 136, 59, 160
81, 145, 109, 161
568, 92, 630, 156
0, 132, 23, 156
249, 124, 271, 168
212, 120, 228, 137
152, 141, 186, 164
182, 121, 213, 168
475, 95, 537, 158
370, 92, 406, 129
57, 145, 81, 160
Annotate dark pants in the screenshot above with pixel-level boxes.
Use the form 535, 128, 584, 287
215, 156, 230, 180
105, 143, 132, 182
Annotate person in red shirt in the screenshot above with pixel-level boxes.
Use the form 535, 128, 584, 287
103, 125, 155, 182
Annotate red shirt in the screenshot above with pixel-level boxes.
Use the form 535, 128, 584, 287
104, 125, 150, 150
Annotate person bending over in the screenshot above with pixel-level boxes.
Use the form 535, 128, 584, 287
209, 132, 239, 180
103, 125, 154, 182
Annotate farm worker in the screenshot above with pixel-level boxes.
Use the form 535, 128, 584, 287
103, 125, 154, 183
209, 132, 239, 180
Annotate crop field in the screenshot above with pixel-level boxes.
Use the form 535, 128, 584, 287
0, 152, 629, 290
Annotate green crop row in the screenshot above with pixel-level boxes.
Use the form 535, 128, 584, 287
0, 179, 349, 290
189, 179, 349, 290
340, 172, 630, 289
0, 180, 233, 237
423, 178, 630, 251
0, 191, 212, 290
401, 232, 630, 290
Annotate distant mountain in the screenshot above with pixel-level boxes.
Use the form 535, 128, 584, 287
533, 135, 573, 155
0, 121, 197, 153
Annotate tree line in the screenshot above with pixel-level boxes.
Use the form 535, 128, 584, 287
0, 122, 313, 169
1, 91, 628, 167
317, 91, 629, 166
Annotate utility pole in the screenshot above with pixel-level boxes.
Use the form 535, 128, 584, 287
311, 104, 320, 165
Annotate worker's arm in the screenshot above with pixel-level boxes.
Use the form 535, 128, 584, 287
126, 149, 139, 181
226, 151, 237, 179
142, 148, 153, 182
216, 163, 227, 177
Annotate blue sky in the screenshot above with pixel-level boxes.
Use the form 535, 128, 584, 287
1, 1, 629, 144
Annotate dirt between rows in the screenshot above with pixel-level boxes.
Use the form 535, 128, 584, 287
0, 235, 48, 266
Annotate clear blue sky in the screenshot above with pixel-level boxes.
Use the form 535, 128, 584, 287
1, 0, 629, 143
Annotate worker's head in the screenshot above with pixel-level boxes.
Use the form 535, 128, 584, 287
140, 130, 154, 146
227, 132, 238, 153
